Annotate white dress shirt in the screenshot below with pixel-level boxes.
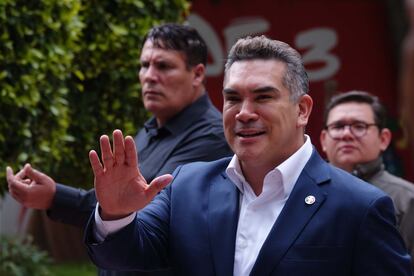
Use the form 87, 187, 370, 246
226, 135, 313, 276
94, 136, 313, 276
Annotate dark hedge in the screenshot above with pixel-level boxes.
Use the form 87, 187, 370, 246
0, 0, 189, 194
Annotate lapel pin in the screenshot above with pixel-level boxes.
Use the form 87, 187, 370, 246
305, 195, 316, 205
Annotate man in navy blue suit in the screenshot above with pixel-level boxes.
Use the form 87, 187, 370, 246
85, 36, 412, 275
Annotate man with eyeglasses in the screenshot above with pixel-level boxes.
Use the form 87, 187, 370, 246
320, 90, 414, 269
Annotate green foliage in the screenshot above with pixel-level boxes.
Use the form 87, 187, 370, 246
49, 262, 96, 276
0, 0, 189, 194
0, 235, 52, 276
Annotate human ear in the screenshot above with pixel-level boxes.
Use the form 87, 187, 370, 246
320, 130, 328, 152
379, 128, 392, 151
192, 64, 205, 86
297, 94, 313, 127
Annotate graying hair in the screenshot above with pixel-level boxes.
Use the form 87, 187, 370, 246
224, 35, 308, 102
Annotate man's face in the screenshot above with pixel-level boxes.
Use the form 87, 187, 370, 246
139, 40, 204, 125
223, 59, 312, 170
320, 102, 391, 172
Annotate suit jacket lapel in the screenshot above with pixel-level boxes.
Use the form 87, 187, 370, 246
208, 171, 239, 276
250, 150, 331, 276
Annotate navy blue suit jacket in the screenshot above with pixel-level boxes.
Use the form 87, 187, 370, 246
85, 150, 412, 275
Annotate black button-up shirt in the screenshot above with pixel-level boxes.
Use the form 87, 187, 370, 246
135, 93, 232, 182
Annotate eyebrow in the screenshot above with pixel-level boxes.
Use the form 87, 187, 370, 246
327, 119, 373, 125
252, 86, 279, 93
222, 85, 279, 95
139, 58, 168, 64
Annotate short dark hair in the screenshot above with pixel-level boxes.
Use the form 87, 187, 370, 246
323, 91, 387, 129
144, 23, 207, 69
224, 35, 309, 102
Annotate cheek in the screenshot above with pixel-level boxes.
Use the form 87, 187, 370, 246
169, 71, 190, 86
324, 141, 339, 156
360, 143, 381, 157
223, 114, 231, 129
168, 79, 191, 99
223, 110, 235, 130
263, 106, 289, 124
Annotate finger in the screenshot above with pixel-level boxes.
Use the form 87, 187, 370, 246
9, 181, 26, 196
8, 181, 32, 208
24, 164, 50, 184
6, 166, 14, 181
145, 174, 173, 199
14, 165, 28, 180
89, 150, 104, 176
7, 167, 29, 198
9, 188, 25, 204
6, 167, 26, 190
125, 136, 138, 168
6, 167, 20, 192
113, 129, 125, 165
100, 135, 114, 169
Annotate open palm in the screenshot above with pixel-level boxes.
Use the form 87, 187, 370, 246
89, 129, 172, 220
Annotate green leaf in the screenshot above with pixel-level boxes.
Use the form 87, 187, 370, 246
109, 23, 128, 36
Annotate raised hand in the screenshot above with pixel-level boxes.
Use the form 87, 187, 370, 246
89, 129, 173, 220
6, 164, 56, 210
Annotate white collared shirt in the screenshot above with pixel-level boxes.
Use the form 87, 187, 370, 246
226, 135, 313, 276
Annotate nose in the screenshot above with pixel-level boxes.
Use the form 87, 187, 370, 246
235, 100, 259, 122
140, 65, 158, 83
339, 125, 354, 140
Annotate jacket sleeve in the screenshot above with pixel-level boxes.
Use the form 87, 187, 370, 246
84, 178, 174, 271
353, 195, 412, 275
398, 195, 414, 270
47, 184, 96, 228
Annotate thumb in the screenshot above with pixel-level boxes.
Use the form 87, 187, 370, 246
6, 166, 17, 186
146, 174, 173, 199
6, 166, 14, 178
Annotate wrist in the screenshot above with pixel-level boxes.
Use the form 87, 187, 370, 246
45, 184, 57, 209
99, 206, 132, 221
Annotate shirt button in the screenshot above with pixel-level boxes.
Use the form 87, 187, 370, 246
238, 237, 247, 249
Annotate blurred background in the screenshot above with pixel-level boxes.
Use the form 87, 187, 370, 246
1, 0, 412, 275
191, 0, 413, 180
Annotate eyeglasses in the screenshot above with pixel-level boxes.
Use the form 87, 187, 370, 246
325, 121, 378, 139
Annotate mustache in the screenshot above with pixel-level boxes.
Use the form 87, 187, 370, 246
234, 121, 266, 132
142, 82, 161, 90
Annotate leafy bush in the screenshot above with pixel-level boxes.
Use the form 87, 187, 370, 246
0, 0, 189, 194
0, 235, 52, 276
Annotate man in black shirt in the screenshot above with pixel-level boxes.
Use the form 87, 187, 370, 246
7, 23, 232, 275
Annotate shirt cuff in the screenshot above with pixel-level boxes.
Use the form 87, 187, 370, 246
93, 203, 136, 242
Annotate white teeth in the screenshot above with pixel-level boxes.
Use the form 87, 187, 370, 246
238, 131, 265, 137
240, 133, 257, 137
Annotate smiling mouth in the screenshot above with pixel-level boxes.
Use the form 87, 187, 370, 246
236, 131, 266, 138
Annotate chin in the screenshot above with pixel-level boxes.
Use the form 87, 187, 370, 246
234, 150, 260, 162
144, 103, 162, 114
336, 157, 359, 168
